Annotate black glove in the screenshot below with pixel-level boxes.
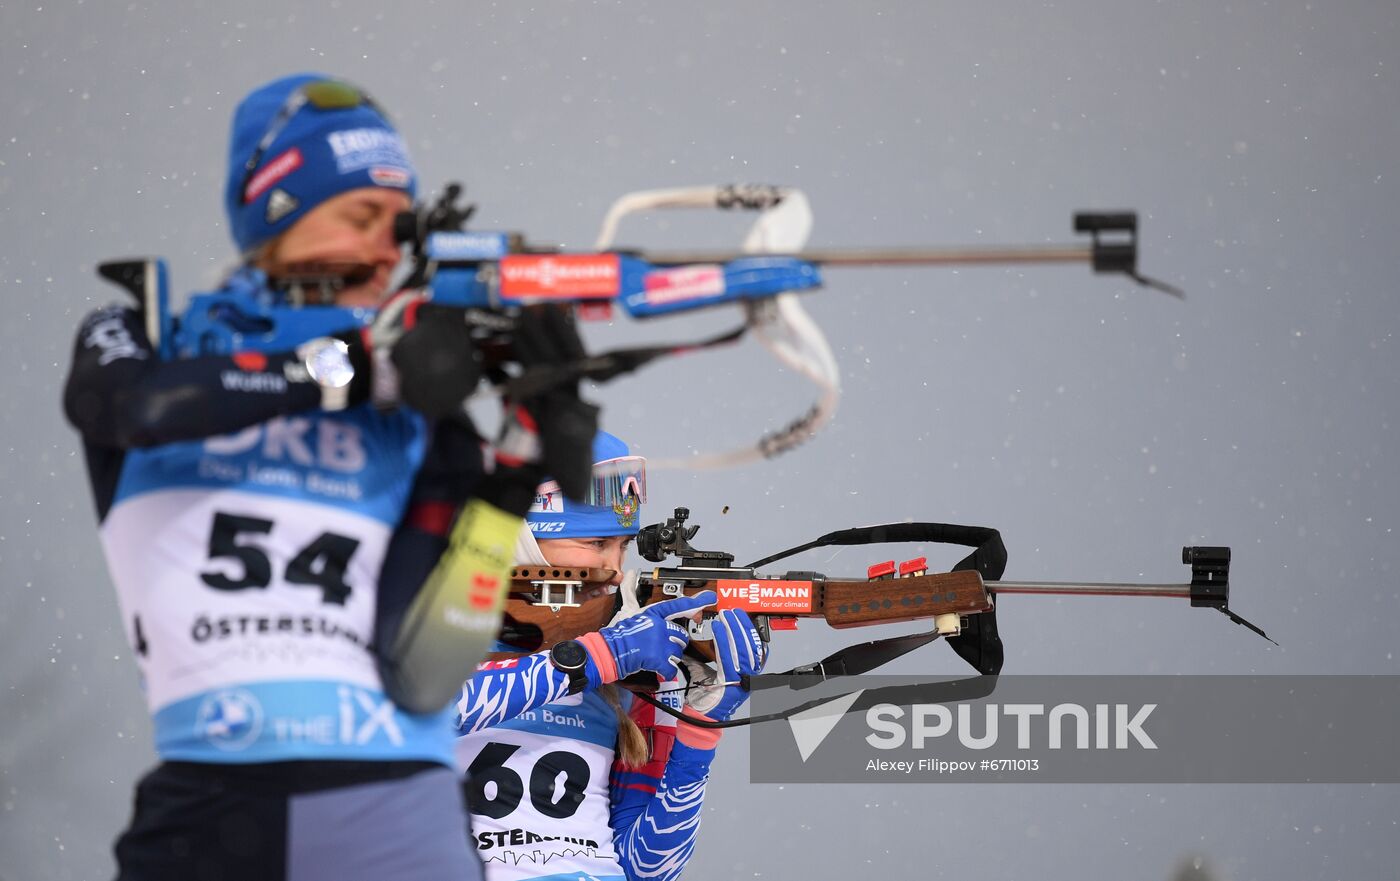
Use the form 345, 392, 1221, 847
327, 292, 482, 418
495, 304, 598, 502
390, 302, 483, 419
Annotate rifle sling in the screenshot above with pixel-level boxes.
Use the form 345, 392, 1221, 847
507, 322, 749, 398
762, 629, 942, 690
750, 522, 1009, 675
629, 672, 1001, 729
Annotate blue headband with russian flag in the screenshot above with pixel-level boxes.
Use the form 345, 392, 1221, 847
525, 432, 646, 539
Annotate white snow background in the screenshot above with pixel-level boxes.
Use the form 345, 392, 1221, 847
1, 2, 1397, 879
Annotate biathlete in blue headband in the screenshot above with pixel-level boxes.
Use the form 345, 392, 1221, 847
63, 73, 597, 880
455, 432, 768, 881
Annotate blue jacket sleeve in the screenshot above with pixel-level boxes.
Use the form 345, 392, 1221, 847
608, 704, 719, 881
455, 650, 576, 733
64, 305, 324, 449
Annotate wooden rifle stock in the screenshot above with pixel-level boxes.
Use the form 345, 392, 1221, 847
487, 566, 620, 662
493, 540, 1265, 676
635, 568, 991, 632
820, 570, 991, 627
495, 565, 994, 664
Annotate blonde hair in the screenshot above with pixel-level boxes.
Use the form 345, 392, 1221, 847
247, 239, 277, 273
515, 529, 650, 768
602, 684, 650, 767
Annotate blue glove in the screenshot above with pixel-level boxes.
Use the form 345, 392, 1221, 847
582, 591, 716, 683
683, 608, 767, 722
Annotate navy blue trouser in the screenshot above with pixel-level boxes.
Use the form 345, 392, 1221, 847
114, 760, 481, 881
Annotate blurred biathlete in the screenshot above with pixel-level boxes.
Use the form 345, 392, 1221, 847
63, 73, 597, 880
455, 433, 766, 881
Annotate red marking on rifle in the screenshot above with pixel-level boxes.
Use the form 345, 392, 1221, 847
642, 264, 725, 305
715, 579, 814, 613
499, 254, 621, 299
867, 560, 896, 580
578, 300, 614, 321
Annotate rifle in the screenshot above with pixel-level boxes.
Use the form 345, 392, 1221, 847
501, 506, 1274, 725
97, 183, 1182, 469
402, 184, 1181, 468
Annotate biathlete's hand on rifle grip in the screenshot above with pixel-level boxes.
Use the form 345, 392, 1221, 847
496, 304, 598, 501
578, 591, 717, 686
322, 291, 482, 417
389, 301, 483, 419
681, 608, 767, 722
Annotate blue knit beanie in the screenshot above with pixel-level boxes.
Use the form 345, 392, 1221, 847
526, 432, 647, 539
224, 73, 417, 255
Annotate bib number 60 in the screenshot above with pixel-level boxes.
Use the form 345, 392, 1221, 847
465, 741, 592, 820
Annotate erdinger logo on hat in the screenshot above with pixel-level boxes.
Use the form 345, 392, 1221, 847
327, 128, 410, 174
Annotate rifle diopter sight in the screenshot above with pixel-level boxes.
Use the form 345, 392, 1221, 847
636, 507, 734, 568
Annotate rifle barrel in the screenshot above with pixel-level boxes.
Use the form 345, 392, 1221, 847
989, 580, 1191, 599
636, 244, 1095, 268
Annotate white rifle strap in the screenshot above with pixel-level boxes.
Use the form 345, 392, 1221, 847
595, 185, 841, 471
592, 184, 790, 251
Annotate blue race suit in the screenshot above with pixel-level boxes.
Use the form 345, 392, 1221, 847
65, 294, 487, 881
456, 648, 718, 881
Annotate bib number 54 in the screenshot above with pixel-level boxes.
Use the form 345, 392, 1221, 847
199, 511, 359, 605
